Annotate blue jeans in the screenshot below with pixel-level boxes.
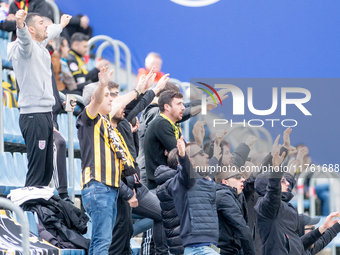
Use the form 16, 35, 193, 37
184, 246, 220, 255
315, 183, 330, 216
82, 180, 119, 255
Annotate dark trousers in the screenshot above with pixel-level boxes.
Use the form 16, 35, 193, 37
109, 197, 133, 255
19, 112, 54, 187
53, 130, 68, 196
133, 188, 168, 255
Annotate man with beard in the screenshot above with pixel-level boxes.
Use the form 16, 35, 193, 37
144, 90, 185, 190
7, 10, 71, 187
108, 74, 170, 254
78, 66, 151, 254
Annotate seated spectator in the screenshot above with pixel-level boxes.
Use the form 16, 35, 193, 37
46, 0, 93, 43
215, 165, 255, 255
67, 32, 109, 95
137, 52, 164, 83
51, 36, 77, 92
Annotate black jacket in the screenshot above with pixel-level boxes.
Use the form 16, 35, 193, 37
117, 90, 156, 201
66, 49, 99, 92
144, 115, 182, 189
22, 195, 90, 250
298, 217, 340, 255
172, 156, 218, 247
216, 183, 255, 255
155, 165, 188, 255
0, 0, 47, 34
254, 149, 321, 255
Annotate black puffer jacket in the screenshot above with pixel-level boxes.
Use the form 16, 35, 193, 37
155, 165, 184, 255
216, 183, 255, 255
254, 149, 321, 255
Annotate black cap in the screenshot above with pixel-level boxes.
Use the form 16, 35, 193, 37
303, 214, 320, 226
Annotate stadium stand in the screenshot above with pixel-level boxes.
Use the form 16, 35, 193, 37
1, 2, 339, 255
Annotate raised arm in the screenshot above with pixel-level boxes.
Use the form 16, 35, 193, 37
177, 136, 195, 189
259, 149, 286, 219
301, 212, 340, 251
109, 69, 151, 117
86, 66, 114, 117
11, 10, 32, 58
126, 72, 169, 122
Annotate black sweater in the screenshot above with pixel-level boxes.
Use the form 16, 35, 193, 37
144, 115, 181, 189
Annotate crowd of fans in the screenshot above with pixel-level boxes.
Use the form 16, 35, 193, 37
1, 1, 339, 255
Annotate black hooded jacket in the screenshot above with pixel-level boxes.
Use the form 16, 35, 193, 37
254, 149, 322, 255
216, 183, 255, 255
155, 165, 186, 255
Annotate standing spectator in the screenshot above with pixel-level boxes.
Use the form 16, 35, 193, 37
77, 66, 148, 254
215, 166, 255, 255
67, 32, 109, 95
172, 139, 220, 255
7, 10, 71, 187
42, 18, 76, 201
144, 90, 185, 189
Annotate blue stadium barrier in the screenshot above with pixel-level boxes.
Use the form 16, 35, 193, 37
58, 113, 68, 147
2, 69, 8, 83
10, 107, 24, 144
73, 115, 80, 150
23, 153, 28, 167
13, 211, 39, 237
13, 152, 28, 186
4, 152, 22, 187
57, 113, 80, 150
0, 38, 12, 68
0, 152, 17, 194
74, 158, 82, 196
4, 106, 22, 143
3, 106, 14, 142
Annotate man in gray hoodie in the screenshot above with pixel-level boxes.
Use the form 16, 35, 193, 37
7, 10, 71, 187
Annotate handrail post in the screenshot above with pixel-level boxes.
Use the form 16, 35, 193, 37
45, 0, 60, 25
68, 111, 75, 202
87, 36, 120, 85
0, 51, 4, 153
0, 198, 30, 254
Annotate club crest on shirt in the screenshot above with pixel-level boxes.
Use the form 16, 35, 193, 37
39, 140, 46, 150
69, 62, 79, 71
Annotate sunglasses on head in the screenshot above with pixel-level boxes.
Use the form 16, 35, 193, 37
305, 226, 315, 231
190, 149, 205, 158
226, 173, 243, 180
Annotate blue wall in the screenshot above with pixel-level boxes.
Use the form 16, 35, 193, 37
55, 0, 340, 166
